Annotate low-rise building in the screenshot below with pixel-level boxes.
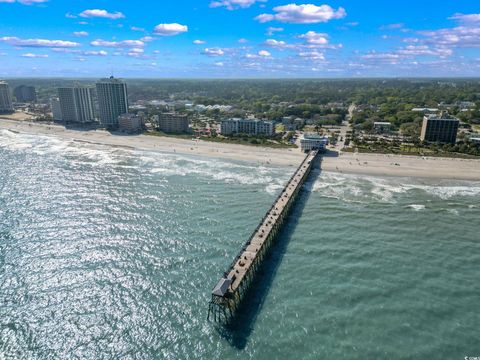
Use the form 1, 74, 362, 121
373, 121, 392, 133
300, 133, 328, 152
420, 113, 459, 144
156, 112, 189, 133
220, 118, 275, 136
118, 113, 143, 132
411, 107, 439, 113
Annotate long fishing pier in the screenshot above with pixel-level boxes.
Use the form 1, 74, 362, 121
208, 149, 319, 323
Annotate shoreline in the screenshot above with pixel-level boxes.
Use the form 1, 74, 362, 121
1, 118, 480, 181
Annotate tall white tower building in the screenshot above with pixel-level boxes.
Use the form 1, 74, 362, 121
57, 86, 96, 123
96, 77, 128, 127
0, 80, 14, 113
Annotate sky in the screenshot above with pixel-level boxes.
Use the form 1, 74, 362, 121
0, 0, 479, 78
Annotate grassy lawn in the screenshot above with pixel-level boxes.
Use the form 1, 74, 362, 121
144, 130, 194, 140
144, 130, 297, 149
201, 136, 297, 149
348, 144, 479, 159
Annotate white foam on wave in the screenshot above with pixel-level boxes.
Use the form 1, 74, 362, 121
407, 204, 426, 211
446, 208, 460, 216
311, 171, 480, 204
0, 129, 123, 165
1, 131, 289, 192
141, 150, 288, 191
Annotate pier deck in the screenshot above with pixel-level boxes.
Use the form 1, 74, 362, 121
208, 150, 319, 323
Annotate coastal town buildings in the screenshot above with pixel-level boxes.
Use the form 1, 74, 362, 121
420, 113, 459, 144
58, 86, 96, 123
14, 85, 36, 102
156, 112, 189, 133
0, 81, 14, 113
96, 77, 128, 128
220, 118, 275, 136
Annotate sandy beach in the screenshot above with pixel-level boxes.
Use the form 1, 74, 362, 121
1, 118, 480, 181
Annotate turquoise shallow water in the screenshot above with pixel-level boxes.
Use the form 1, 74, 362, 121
1, 129, 479, 359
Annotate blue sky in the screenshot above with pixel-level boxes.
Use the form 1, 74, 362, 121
0, 0, 479, 77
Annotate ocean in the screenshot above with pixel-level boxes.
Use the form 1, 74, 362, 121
1, 129, 479, 359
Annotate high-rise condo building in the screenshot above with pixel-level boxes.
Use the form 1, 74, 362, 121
0, 80, 14, 113
14, 85, 36, 102
420, 113, 459, 144
96, 77, 128, 127
57, 86, 96, 123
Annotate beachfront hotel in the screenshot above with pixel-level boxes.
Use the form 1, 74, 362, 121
0, 80, 14, 113
57, 86, 96, 124
220, 118, 275, 136
96, 77, 128, 128
156, 112, 189, 134
420, 113, 459, 144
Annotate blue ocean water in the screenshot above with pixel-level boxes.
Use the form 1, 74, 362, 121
1, 129, 479, 359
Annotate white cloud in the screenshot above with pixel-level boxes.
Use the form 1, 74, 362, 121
266, 27, 284, 35
141, 36, 154, 42
380, 23, 404, 30
0, 0, 48, 5
202, 47, 225, 56
448, 13, 480, 23
90, 39, 145, 48
65, 12, 77, 19
0, 36, 80, 47
21, 53, 48, 58
256, 4, 346, 24
298, 31, 328, 45
238, 38, 249, 43
131, 26, 145, 32
214, 62, 224, 66
419, 26, 480, 48
210, 0, 266, 10
127, 48, 144, 57
397, 45, 452, 57
258, 50, 271, 57
83, 50, 108, 56
298, 51, 325, 60
264, 39, 288, 48
73, 31, 88, 37
361, 52, 401, 63
79, 9, 125, 20
153, 23, 188, 36
193, 39, 206, 44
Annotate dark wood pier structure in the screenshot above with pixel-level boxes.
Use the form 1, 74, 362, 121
208, 150, 319, 323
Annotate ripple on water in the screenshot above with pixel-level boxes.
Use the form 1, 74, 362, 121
1, 131, 480, 359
